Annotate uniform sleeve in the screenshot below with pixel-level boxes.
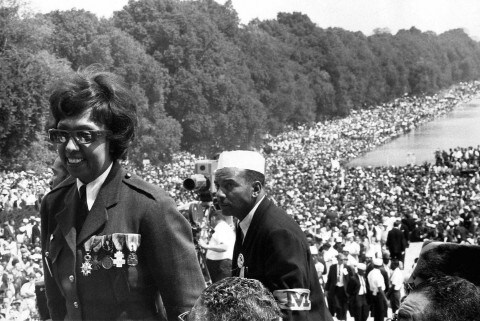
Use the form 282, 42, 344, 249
264, 229, 312, 321
40, 196, 67, 321
141, 196, 205, 321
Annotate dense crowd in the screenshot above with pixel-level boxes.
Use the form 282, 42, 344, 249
0, 81, 480, 319
435, 145, 480, 169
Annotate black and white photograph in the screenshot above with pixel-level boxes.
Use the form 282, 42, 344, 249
1, 0, 480, 320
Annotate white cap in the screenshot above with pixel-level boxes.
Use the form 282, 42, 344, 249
216, 151, 265, 174
357, 263, 366, 270
373, 258, 383, 266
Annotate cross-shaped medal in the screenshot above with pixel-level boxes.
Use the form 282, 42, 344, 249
113, 251, 125, 268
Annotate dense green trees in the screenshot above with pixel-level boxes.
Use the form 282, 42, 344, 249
2, 0, 480, 169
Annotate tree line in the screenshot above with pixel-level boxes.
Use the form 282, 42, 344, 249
1, 0, 480, 169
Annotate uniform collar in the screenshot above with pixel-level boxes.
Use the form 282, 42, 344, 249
76, 162, 113, 210
239, 195, 265, 238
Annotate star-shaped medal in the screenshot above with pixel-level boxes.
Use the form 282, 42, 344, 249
91, 256, 101, 271
81, 261, 92, 276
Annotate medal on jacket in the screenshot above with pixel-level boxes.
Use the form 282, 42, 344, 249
91, 235, 103, 271
101, 235, 114, 270
112, 233, 126, 268
125, 233, 141, 266
81, 236, 95, 276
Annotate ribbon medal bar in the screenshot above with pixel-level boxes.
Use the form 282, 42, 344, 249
125, 233, 141, 266
90, 235, 104, 271
112, 233, 126, 268
101, 235, 114, 270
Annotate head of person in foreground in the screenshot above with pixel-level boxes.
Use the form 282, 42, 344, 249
181, 277, 282, 321
396, 275, 480, 321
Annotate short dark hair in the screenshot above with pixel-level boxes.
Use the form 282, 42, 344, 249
191, 277, 282, 321
413, 276, 480, 321
242, 169, 265, 186
48, 67, 137, 160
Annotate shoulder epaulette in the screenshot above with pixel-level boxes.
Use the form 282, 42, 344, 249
122, 172, 166, 201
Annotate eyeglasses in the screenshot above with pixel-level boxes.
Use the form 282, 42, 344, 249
404, 281, 415, 295
404, 279, 425, 296
178, 311, 189, 321
48, 129, 112, 145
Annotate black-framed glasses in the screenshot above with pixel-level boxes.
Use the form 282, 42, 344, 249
404, 281, 415, 295
178, 311, 189, 321
48, 129, 112, 145
404, 279, 425, 296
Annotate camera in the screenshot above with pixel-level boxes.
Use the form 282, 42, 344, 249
183, 160, 218, 203
179, 160, 220, 283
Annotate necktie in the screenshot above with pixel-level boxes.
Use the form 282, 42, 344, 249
75, 185, 88, 233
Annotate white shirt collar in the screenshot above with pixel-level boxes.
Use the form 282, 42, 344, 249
239, 195, 266, 239
76, 162, 113, 210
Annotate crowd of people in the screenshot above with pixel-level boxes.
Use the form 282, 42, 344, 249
0, 79, 479, 319
435, 145, 480, 170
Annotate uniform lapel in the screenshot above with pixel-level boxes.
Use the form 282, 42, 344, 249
77, 163, 123, 245
55, 177, 78, 254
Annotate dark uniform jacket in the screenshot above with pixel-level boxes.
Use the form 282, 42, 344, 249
41, 162, 205, 320
232, 197, 332, 321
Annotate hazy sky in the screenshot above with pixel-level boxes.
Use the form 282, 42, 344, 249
27, 0, 480, 40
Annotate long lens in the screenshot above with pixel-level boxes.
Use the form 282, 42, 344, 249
183, 174, 210, 191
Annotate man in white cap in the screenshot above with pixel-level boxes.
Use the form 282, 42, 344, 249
367, 258, 387, 321
214, 150, 332, 321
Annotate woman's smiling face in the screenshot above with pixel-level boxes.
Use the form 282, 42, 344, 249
57, 108, 112, 184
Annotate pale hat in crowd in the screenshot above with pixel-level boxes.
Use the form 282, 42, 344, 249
357, 263, 366, 270
216, 150, 265, 174
373, 258, 383, 266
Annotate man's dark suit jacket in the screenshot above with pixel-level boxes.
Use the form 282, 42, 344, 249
346, 273, 361, 297
325, 262, 354, 314
346, 273, 369, 307
41, 162, 205, 320
232, 197, 332, 321
325, 263, 353, 294
386, 228, 406, 254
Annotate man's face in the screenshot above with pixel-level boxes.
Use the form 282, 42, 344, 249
214, 168, 255, 220
397, 292, 429, 321
57, 108, 112, 184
